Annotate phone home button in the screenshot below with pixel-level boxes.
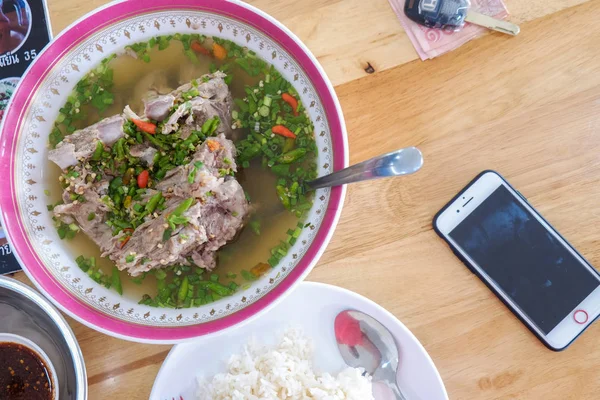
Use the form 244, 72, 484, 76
574, 310, 589, 324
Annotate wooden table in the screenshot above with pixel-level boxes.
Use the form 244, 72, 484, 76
10, 0, 600, 398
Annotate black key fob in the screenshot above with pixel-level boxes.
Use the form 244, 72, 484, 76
404, 0, 470, 29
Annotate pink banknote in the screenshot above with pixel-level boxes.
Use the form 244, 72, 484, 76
389, 0, 509, 60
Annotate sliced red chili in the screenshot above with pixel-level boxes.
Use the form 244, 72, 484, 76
137, 170, 149, 188
131, 119, 157, 135
272, 125, 296, 139
119, 236, 131, 249
191, 41, 211, 56
281, 93, 299, 116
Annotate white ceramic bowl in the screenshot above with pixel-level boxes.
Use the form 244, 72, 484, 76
0, 0, 348, 343
151, 282, 449, 400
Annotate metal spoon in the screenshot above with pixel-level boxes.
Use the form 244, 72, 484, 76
335, 310, 407, 400
307, 147, 423, 190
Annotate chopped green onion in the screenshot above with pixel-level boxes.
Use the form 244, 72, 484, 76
258, 105, 270, 117
177, 276, 189, 304
112, 267, 123, 295
171, 198, 194, 217
241, 270, 257, 282
145, 192, 163, 214
154, 269, 167, 280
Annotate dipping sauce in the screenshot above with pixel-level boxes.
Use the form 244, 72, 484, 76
0, 342, 53, 400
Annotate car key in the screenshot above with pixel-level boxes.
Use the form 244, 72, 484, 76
404, 0, 520, 36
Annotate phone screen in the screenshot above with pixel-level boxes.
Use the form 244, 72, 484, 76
449, 185, 600, 334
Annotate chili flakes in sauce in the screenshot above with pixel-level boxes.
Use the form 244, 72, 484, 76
0, 342, 53, 399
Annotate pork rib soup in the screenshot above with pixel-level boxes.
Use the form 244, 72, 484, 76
46, 35, 318, 308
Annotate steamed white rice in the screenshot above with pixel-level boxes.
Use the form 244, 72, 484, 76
196, 328, 374, 400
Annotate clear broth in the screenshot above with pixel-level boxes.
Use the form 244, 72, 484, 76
47, 41, 301, 300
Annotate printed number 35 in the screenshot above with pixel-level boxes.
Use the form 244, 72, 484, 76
24, 49, 37, 61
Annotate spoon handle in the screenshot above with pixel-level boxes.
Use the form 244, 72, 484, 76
307, 147, 423, 190
377, 367, 408, 400
390, 382, 408, 400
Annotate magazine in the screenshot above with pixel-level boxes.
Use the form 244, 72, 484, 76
0, 0, 52, 274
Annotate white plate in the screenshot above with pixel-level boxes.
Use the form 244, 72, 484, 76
151, 282, 448, 400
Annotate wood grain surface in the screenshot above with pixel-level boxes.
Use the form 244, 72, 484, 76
8, 0, 600, 398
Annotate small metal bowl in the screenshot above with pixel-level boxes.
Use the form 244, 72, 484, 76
0, 276, 87, 399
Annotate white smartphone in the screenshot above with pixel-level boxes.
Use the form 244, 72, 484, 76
434, 170, 600, 351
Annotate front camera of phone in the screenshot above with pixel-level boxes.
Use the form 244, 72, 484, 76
456, 210, 460, 213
